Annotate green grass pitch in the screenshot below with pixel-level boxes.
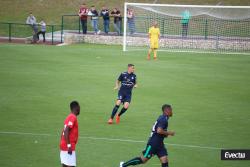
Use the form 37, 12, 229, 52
0, 44, 250, 167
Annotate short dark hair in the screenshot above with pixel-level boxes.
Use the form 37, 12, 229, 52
128, 64, 134, 67
91, 5, 95, 7
70, 101, 79, 110
162, 104, 172, 112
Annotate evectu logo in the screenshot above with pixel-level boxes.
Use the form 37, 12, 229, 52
221, 150, 250, 160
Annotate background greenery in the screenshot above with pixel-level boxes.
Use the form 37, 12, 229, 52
0, 0, 250, 24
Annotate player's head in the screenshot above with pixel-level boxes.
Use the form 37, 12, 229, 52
70, 101, 80, 116
91, 5, 95, 10
82, 3, 86, 7
153, 21, 158, 27
113, 8, 117, 12
29, 12, 33, 16
127, 64, 135, 73
162, 104, 172, 117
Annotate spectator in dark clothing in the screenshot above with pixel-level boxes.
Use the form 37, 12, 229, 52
89, 5, 100, 34
111, 8, 122, 36
127, 8, 136, 35
78, 3, 88, 34
37, 20, 46, 42
100, 6, 110, 34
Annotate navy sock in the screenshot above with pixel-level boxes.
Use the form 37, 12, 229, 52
118, 107, 127, 116
162, 162, 168, 167
111, 105, 120, 119
123, 157, 143, 167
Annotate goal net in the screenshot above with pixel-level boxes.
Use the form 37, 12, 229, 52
123, 3, 250, 54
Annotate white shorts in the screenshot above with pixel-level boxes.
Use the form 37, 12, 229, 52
60, 151, 76, 166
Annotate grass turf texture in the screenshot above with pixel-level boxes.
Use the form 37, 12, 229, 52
0, 43, 250, 167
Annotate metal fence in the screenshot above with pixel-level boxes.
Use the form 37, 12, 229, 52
0, 22, 61, 44
61, 14, 123, 42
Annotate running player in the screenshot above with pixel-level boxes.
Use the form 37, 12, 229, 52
108, 64, 137, 124
119, 104, 175, 167
60, 101, 80, 167
147, 21, 160, 60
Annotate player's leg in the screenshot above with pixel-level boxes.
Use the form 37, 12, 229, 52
157, 146, 169, 167
159, 156, 168, 167
116, 93, 131, 123
148, 39, 154, 60
119, 102, 129, 116
121, 144, 154, 167
153, 40, 159, 60
121, 156, 148, 167
116, 101, 129, 123
108, 99, 121, 124
147, 48, 152, 60
153, 49, 157, 60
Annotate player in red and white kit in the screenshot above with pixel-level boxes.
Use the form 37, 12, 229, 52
60, 101, 80, 167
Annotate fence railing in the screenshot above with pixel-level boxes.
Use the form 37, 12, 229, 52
61, 14, 123, 42
0, 22, 61, 44
1, 16, 249, 45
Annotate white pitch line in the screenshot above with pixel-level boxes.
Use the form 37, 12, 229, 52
0, 131, 223, 150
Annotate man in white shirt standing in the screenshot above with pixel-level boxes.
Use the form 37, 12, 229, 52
26, 12, 38, 43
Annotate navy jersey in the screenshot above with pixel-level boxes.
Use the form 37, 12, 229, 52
148, 115, 169, 144
118, 72, 136, 93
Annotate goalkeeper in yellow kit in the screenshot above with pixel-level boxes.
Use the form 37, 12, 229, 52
147, 21, 160, 60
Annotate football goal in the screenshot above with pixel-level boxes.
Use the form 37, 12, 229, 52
123, 3, 250, 54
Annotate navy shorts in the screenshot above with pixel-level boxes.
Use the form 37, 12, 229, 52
117, 91, 132, 103
142, 143, 168, 159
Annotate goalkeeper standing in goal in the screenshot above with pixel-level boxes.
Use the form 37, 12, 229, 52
147, 21, 160, 60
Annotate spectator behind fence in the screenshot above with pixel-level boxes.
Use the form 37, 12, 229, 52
37, 20, 46, 42
100, 6, 110, 34
111, 8, 122, 36
89, 5, 100, 35
78, 3, 88, 34
181, 10, 191, 37
127, 8, 136, 35
26, 12, 38, 43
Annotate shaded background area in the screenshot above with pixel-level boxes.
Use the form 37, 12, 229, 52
0, 0, 250, 24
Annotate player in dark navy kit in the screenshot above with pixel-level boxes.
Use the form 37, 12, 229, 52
119, 104, 175, 167
108, 64, 137, 124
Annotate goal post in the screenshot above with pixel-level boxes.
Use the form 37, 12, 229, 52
123, 3, 250, 54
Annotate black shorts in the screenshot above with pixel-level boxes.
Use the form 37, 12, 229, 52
142, 143, 168, 159
117, 91, 132, 103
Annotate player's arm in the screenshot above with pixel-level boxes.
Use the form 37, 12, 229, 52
148, 28, 152, 42
157, 127, 175, 137
114, 80, 120, 90
63, 126, 72, 154
114, 73, 122, 90
134, 77, 138, 88
158, 29, 160, 40
148, 32, 151, 39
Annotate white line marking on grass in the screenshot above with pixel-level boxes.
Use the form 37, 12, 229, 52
56, 43, 69, 46
0, 131, 223, 150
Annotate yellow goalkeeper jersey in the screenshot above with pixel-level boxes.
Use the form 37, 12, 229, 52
149, 26, 160, 40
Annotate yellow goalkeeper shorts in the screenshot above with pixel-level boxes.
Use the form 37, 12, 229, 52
150, 39, 159, 49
